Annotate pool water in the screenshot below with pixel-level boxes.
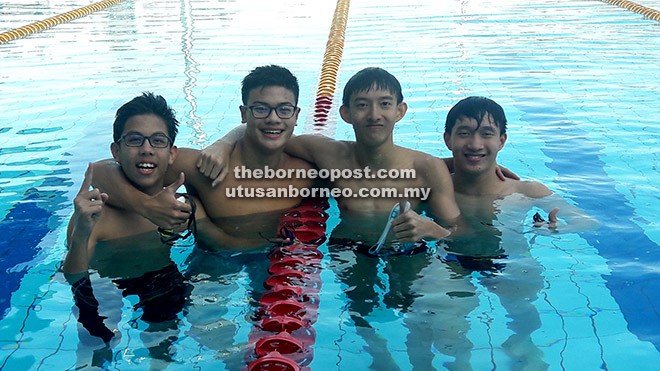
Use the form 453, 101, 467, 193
1, 0, 660, 370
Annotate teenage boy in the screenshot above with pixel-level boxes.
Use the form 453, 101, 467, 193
200, 67, 460, 244
63, 93, 190, 352
434, 96, 600, 369
444, 96, 555, 202
63, 92, 181, 276
91, 65, 314, 248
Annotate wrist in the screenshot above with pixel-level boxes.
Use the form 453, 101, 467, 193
432, 224, 452, 240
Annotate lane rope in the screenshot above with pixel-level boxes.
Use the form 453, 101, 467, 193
600, 0, 660, 21
309, 0, 351, 131
0, 0, 128, 45
246, 199, 329, 370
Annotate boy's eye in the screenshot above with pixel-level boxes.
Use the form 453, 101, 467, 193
125, 136, 143, 145
151, 135, 170, 146
277, 106, 294, 116
252, 106, 270, 115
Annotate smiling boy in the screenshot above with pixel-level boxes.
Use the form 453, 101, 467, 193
444, 96, 552, 199
62, 93, 191, 346
91, 66, 313, 248
201, 67, 460, 244
63, 92, 180, 275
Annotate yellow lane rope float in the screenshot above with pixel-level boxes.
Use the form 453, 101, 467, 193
312, 0, 351, 127
0, 0, 128, 45
600, 0, 660, 21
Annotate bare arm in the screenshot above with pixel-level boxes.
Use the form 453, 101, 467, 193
63, 164, 107, 274
91, 159, 191, 229
197, 125, 338, 185
196, 126, 243, 184
392, 200, 454, 242
391, 157, 461, 242
529, 193, 600, 234
425, 157, 461, 224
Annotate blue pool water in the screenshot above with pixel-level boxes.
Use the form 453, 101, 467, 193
1, 0, 660, 370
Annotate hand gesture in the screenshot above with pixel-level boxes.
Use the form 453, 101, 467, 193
496, 164, 520, 181
391, 198, 451, 243
71, 163, 108, 237
197, 140, 234, 187
143, 172, 193, 229
533, 207, 560, 230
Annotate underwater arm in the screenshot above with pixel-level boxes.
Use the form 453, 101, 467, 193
529, 193, 600, 235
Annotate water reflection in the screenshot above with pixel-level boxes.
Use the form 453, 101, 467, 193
182, 247, 270, 370
326, 194, 552, 369
66, 231, 191, 369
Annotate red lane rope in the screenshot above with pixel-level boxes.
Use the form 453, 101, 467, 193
308, 0, 351, 132
246, 198, 329, 371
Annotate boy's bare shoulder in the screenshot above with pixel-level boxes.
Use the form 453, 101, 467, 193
514, 179, 553, 198
401, 147, 448, 171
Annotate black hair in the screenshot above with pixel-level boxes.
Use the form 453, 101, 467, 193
113, 92, 179, 143
241, 65, 299, 105
445, 96, 507, 135
342, 67, 403, 107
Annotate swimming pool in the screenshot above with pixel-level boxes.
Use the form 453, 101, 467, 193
1, 0, 660, 369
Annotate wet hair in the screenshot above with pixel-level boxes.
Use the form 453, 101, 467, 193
241, 65, 299, 105
342, 67, 403, 107
444, 96, 507, 135
113, 92, 179, 144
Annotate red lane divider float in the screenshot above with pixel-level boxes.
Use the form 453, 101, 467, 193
309, 0, 351, 131
246, 198, 329, 371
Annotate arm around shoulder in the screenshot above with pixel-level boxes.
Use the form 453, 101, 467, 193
285, 134, 342, 165
91, 157, 192, 229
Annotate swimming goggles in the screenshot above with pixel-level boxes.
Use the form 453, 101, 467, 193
369, 201, 413, 256
157, 194, 197, 245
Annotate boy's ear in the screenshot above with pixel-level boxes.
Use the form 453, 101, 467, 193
168, 145, 178, 165
499, 133, 508, 150
239, 105, 248, 123
395, 102, 408, 122
443, 132, 452, 150
339, 105, 352, 124
110, 142, 120, 162
293, 106, 301, 125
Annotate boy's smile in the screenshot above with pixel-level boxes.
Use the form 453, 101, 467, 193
445, 112, 506, 176
241, 86, 299, 153
111, 114, 177, 195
